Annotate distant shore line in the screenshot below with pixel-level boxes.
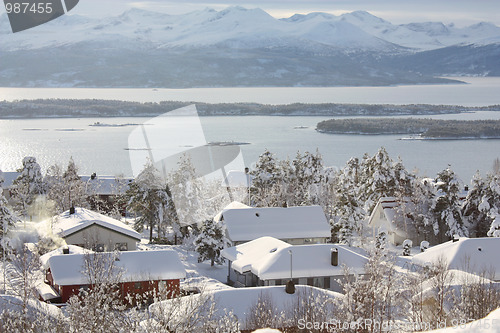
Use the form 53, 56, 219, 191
1, 98, 499, 119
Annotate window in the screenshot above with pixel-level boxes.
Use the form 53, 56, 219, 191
115, 243, 128, 251
324, 277, 331, 289
307, 278, 314, 286
134, 282, 142, 290
94, 244, 105, 252
275, 279, 282, 285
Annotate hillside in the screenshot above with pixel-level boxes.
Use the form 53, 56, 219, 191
0, 7, 499, 87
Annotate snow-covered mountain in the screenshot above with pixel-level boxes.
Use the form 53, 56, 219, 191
0, 7, 499, 87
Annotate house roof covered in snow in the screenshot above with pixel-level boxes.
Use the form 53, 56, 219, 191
42, 207, 141, 241
411, 237, 500, 279
40, 245, 92, 270
47, 250, 186, 286
149, 285, 340, 331
221, 205, 330, 242
221, 236, 291, 273
213, 201, 251, 223
0, 171, 21, 188
222, 236, 368, 280
81, 175, 133, 195
368, 197, 418, 238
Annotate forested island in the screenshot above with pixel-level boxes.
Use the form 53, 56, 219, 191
1, 99, 500, 118
316, 118, 500, 139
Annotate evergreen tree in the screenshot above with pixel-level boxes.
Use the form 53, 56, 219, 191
249, 150, 285, 207
359, 147, 415, 214
168, 154, 205, 231
331, 157, 365, 244
0, 176, 19, 250
433, 167, 467, 242
404, 178, 435, 243
46, 157, 87, 213
289, 150, 325, 206
10, 156, 45, 219
481, 173, 500, 237
194, 219, 227, 266
126, 160, 176, 242
462, 172, 491, 237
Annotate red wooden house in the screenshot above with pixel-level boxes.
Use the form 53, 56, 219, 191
42, 250, 186, 303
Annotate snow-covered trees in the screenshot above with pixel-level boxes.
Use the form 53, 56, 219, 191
331, 157, 365, 244
462, 172, 500, 238
45, 157, 87, 213
10, 157, 46, 219
168, 154, 205, 229
194, 219, 227, 266
337, 251, 406, 330
358, 147, 415, 213
126, 160, 176, 242
432, 167, 467, 242
250, 150, 285, 207
250, 149, 330, 209
0, 176, 19, 250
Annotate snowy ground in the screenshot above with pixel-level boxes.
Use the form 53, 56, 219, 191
138, 242, 232, 292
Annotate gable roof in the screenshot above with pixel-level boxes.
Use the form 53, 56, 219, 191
222, 236, 368, 280
368, 197, 417, 237
150, 285, 340, 331
44, 207, 141, 241
221, 205, 330, 242
0, 171, 21, 188
412, 237, 500, 278
48, 250, 186, 286
81, 175, 133, 196
40, 245, 92, 270
221, 236, 291, 273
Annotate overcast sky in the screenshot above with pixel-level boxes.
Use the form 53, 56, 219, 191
71, 0, 500, 27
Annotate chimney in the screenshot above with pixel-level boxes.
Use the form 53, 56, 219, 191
62, 246, 69, 254
331, 248, 338, 266
90, 172, 97, 180
69, 206, 76, 215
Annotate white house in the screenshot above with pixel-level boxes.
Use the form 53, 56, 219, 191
221, 236, 368, 292
217, 205, 331, 245
149, 285, 339, 332
368, 197, 427, 246
39, 207, 142, 251
411, 237, 500, 281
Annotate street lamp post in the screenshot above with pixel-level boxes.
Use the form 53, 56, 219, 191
286, 249, 295, 294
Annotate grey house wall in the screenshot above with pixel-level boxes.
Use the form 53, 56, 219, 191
63, 224, 139, 251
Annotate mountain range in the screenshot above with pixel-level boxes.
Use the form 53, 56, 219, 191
0, 6, 499, 87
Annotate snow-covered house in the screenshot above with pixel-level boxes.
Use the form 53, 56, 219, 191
411, 237, 500, 281
39, 207, 141, 251
43, 250, 186, 303
368, 197, 427, 246
0, 171, 21, 199
217, 205, 331, 245
149, 285, 339, 332
221, 236, 368, 292
82, 173, 133, 214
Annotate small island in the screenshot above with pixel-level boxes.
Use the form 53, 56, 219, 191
316, 118, 500, 139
